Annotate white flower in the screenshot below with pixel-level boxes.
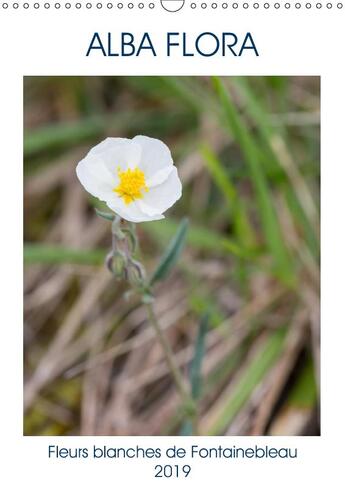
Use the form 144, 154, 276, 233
76, 135, 182, 223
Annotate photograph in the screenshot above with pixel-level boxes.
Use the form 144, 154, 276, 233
24, 75, 320, 436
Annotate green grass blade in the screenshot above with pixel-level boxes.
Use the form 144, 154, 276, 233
287, 354, 317, 408
24, 116, 104, 157
201, 144, 237, 204
213, 77, 295, 286
24, 244, 105, 266
206, 326, 288, 435
149, 218, 189, 286
232, 77, 319, 237
144, 219, 258, 260
190, 313, 209, 400
24, 108, 197, 158
201, 144, 256, 247
157, 77, 215, 113
180, 312, 209, 435
284, 186, 319, 259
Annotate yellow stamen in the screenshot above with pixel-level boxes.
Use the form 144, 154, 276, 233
114, 167, 148, 205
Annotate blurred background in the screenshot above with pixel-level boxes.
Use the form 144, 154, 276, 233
24, 76, 320, 436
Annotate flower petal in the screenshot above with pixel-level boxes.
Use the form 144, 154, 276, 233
76, 136, 181, 223
90, 137, 142, 176
133, 135, 173, 180
106, 197, 164, 223
76, 154, 116, 202
146, 166, 174, 187
138, 167, 182, 216
88, 137, 129, 156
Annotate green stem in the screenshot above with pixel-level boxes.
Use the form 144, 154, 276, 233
145, 301, 196, 417
104, 217, 196, 427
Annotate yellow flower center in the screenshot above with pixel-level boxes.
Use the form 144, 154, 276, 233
113, 167, 148, 205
